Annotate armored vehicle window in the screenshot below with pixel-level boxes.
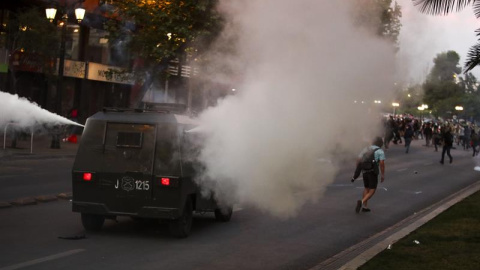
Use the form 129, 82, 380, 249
117, 132, 143, 148
104, 123, 155, 174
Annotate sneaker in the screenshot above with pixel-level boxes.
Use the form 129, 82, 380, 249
361, 208, 371, 212
355, 200, 362, 213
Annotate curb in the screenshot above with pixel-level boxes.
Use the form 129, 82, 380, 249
35, 195, 59, 203
0, 201, 12, 208
1, 192, 72, 209
57, 192, 73, 200
10, 197, 37, 206
0, 153, 76, 161
311, 180, 480, 270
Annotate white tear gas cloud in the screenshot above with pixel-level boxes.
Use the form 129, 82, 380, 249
0, 91, 83, 129
194, 0, 397, 218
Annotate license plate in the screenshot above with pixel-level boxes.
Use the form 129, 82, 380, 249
115, 176, 150, 191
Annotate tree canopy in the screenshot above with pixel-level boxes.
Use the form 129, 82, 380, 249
105, 0, 223, 75
422, 50, 480, 119
413, 0, 480, 73
8, 7, 60, 74
103, 0, 224, 108
353, 0, 402, 48
428, 50, 462, 82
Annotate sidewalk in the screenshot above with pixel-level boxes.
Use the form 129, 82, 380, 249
1, 133, 79, 160
334, 180, 480, 270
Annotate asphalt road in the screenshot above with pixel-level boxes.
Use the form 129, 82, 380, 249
0, 158, 73, 201
0, 140, 479, 270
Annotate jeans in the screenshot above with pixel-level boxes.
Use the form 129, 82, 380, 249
441, 145, 452, 163
404, 138, 412, 153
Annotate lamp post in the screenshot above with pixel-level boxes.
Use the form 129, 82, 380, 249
45, 1, 85, 149
392, 102, 399, 117
418, 106, 425, 122
45, 1, 85, 116
418, 104, 428, 122
455, 106, 464, 122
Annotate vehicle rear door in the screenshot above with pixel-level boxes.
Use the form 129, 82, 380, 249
100, 123, 156, 214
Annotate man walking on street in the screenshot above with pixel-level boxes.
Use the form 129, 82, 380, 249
354, 136, 386, 213
471, 129, 479, 156
424, 123, 433, 147
440, 127, 454, 164
404, 124, 414, 153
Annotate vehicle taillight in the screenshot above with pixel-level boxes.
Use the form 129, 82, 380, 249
161, 177, 170, 186
83, 173, 92, 181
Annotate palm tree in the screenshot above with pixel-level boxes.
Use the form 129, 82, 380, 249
413, 0, 480, 72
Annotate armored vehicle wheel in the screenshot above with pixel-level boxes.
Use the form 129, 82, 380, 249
215, 206, 233, 222
169, 198, 193, 238
81, 213, 105, 231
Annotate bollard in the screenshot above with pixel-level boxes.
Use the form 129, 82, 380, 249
30, 131, 33, 154
50, 126, 61, 149
3, 124, 7, 149
11, 131, 17, 148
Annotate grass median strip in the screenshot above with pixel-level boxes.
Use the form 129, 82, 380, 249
359, 190, 480, 270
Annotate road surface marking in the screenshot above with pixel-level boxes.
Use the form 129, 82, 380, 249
396, 168, 408, 172
399, 190, 423, 195
423, 162, 433, 166
0, 249, 85, 270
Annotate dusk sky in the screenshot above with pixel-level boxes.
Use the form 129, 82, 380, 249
397, 0, 480, 84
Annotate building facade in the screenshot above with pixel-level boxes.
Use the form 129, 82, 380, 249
0, 0, 137, 124
0, 0, 236, 124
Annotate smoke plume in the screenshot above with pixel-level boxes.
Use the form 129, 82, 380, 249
0, 91, 83, 129
194, 0, 397, 218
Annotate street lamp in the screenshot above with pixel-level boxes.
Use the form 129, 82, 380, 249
46, 8, 57, 22
417, 104, 428, 121
45, 1, 85, 149
45, 1, 85, 116
418, 105, 425, 121
455, 106, 464, 121
392, 102, 399, 116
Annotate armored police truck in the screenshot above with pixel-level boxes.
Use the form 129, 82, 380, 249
72, 105, 232, 238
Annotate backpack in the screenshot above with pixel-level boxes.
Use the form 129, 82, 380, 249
361, 148, 380, 174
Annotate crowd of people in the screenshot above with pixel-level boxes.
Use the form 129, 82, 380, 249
382, 115, 479, 160
352, 115, 478, 214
